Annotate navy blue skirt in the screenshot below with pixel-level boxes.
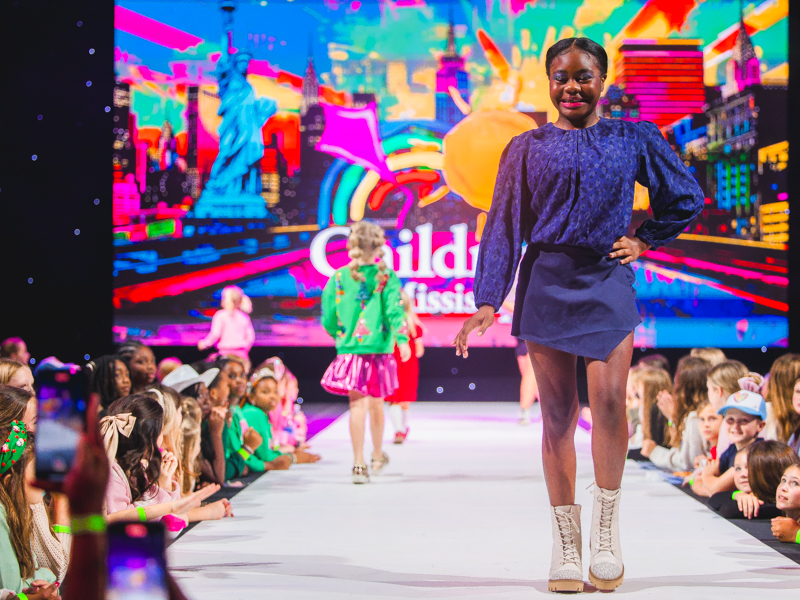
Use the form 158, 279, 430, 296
512, 244, 641, 361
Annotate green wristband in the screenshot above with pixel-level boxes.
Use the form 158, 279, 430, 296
795, 529, 800, 545
237, 448, 251, 461
17, 593, 29, 600
732, 491, 742, 500
52, 524, 72, 534
72, 514, 106, 535
688, 476, 694, 487
137, 506, 147, 522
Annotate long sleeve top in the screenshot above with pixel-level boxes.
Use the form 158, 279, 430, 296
321, 265, 409, 355
30, 502, 70, 583
0, 505, 56, 593
200, 309, 255, 355
649, 411, 705, 472
474, 119, 705, 310
241, 403, 286, 467
104, 460, 181, 517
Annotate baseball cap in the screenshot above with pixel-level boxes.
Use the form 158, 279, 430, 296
717, 389, 767, 421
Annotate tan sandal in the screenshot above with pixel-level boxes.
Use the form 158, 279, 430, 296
371, 452, 389, 475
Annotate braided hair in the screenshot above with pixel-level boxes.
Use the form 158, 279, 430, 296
347, 221, 388, 284
87, 354, 126, 409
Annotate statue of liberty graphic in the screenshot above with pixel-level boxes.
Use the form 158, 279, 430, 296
194, 0, 276, 218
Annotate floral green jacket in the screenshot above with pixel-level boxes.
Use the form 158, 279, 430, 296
321, 264, 409, 355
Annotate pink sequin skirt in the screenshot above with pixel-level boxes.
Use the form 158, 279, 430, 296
321, 354, 399, 398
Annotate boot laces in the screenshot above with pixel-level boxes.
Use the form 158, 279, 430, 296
593, 487, 616, 553
554, 510, 581, 566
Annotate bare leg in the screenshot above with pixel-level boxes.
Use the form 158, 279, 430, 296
518, 354, 539, 409
526, 341, 579, 506
349, 391, 368, 465
368, 396, 385, 460
585, 332, 634, 490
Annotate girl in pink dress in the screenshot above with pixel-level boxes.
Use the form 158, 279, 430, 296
198, 286, 255, 370
258, 357, 309, 450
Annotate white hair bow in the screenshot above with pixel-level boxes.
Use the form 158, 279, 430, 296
100, 413, 137, 460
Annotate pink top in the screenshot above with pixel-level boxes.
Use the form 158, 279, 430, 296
104, 461, 180, 518
200, 309, 255, 356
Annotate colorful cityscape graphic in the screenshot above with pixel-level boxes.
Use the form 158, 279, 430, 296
113, 0, 789, 349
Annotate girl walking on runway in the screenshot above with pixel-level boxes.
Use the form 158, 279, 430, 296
454, 37, 703, 592
321, 222, 411, 483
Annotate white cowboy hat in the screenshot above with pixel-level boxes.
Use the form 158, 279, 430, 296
161, 364, 220, 393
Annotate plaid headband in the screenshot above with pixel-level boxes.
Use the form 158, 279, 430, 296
0, 421, 28, 475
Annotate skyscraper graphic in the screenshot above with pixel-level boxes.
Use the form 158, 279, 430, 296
435, 21, 469, 125
296, 53, 329, 225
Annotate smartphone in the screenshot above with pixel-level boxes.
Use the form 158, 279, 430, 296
35, 366, 88, 483
107, 522, 169, 600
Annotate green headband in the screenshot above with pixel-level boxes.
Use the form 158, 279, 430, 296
0, 421, 28, 475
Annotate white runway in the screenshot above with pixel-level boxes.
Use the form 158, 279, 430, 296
169, 402, 800, 598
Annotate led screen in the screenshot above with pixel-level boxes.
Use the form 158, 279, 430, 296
113, 0, 788, 348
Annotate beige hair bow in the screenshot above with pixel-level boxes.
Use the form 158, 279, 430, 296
100, 413, 137, 459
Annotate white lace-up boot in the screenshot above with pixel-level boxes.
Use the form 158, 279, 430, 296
548, 504, 583, 593
588, 485, 624, 591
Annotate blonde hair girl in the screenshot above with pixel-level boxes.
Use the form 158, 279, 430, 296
767, 354, 800, 443
707, 360, 749, 410
180, 396, 203, 495
637, 367, 673, 443
347, 221, 388, 283
690, 348, 726, 367
0, 358, 34, 394
321, 221, 410, 484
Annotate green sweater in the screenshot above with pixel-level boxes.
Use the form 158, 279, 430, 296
321, 265, 408, 355
241, 403, 285, 465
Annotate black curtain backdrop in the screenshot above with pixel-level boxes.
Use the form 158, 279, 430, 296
1, 0, 798, 384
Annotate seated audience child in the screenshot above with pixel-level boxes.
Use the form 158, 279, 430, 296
738, 441, 798, 519
180, 396, 203, 495
117, 340, 157, 394
101, 394, 182, 518
260, 357, 308, 450
786, 378, 800, 455
626, 365, 644, 447
707, 446, 758, 519
697, 390, 766, 497
0, 360, 35, 394
0, 420, 57, 593
0, 338, 30, 365
691, 347, 726, 367
156, 357, 182, 383
706, 360, 749, 456
0, 385, 36, 434
162, 364, 226, 485
697, 400, 722, 460
772, 459, 800, 543
87, 355, 131, 413
636, 367, 672, 451
218, 358, 266, 480
766, 354, 800, 444
642, 359, 708, 471
638, 353, 670, 373
241, 368, 321, 472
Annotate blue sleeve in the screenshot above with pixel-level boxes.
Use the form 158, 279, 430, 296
473, 134, 535, 311
634, 121, 704, 249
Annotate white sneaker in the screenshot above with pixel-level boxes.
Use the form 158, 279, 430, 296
519, 408, 531, 425
589, 484, 624, 591
548, 504, 583, 593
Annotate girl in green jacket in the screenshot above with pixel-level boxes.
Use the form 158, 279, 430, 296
321, 221, 411, 484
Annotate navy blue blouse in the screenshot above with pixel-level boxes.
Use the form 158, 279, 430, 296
473, 119, 705, 310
